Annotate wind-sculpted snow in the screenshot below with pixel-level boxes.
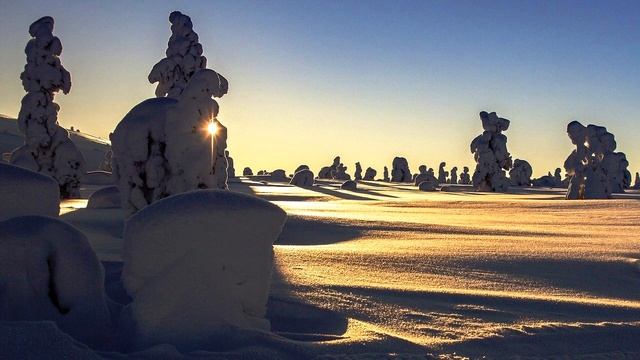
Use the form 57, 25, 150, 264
121, 190, 286, 351
0, 216, 111, 348
11, 16, 85, 198
470, 111, 512, 192
0, 163, 59, 221
17, 181, 640, 358
564, 121, 630, 199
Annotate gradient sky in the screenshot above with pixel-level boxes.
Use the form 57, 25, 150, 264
1, 0, 639, 176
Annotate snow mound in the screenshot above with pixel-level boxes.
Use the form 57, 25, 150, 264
121, 190, 287, 350
0, 163, 59, 221
0, 216, 111, 347
340, 180, 357, 191
87, 186, 120, 209
290, 169, 314, 187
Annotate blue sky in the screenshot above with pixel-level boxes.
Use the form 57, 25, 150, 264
1, 0, 638, 176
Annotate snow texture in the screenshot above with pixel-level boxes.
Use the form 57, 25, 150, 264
121, 190, 286, 350
11, 16, 85, 198
289, 169, 314, 187
0, 216, 111, 347
363, 167, 377, 181
111, 69, 229, 215
470, 111, 512, 192
148, 11, 207, 98
391, 157, 411, 182
0, 163, 59, 221
564, 121, 630, 199
86, 186, 120, 209
509, 159, 533, 186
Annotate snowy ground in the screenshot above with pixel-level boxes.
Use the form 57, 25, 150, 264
53, 179, 640, 359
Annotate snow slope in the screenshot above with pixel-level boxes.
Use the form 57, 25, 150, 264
6, 179, 640, 358
0, 115, 110, 170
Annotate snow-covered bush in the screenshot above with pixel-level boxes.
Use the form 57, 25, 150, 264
383, 166, 390, 182
10, 16, 85, 198
87, 186, 120, 209
332, 163, 351, 180
470, 111, 512, 192
0, 216, 111, 347
509, 159, 533, 186
564, 121, 630, 199
243, 167, 253, 176
121, 190, 286, 350
418, 180, 437, 191
318, 156, 340, 179
363, 167, 376, 180
269, 169, 288, 182
459, 166, 471, 184
391, 157, 411, 182
0, 163, 59, 221
290, 169, 314, 187
340, 180, 357, 190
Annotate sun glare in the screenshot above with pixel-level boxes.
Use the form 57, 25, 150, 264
207, 121, 218, 135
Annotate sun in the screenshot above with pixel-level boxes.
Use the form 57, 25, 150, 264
207, 121, 218, 135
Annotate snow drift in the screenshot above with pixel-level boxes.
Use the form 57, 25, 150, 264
121, 190, 287, 350
0, 163, 59, 221
0, 216, 111, 347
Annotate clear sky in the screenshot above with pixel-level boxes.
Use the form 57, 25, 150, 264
1, 0, 639, 177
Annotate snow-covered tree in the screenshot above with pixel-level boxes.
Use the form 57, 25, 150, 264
10, 16, 85, 198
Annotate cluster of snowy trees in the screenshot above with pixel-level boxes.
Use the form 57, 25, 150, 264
1, 13, 286, 353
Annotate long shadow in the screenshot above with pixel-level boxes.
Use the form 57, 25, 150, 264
353, 187, 398, 198
306, 184, 373, 201
276, 214, 563, 247
276, 215, 365, 245
101, 260, 350, 342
